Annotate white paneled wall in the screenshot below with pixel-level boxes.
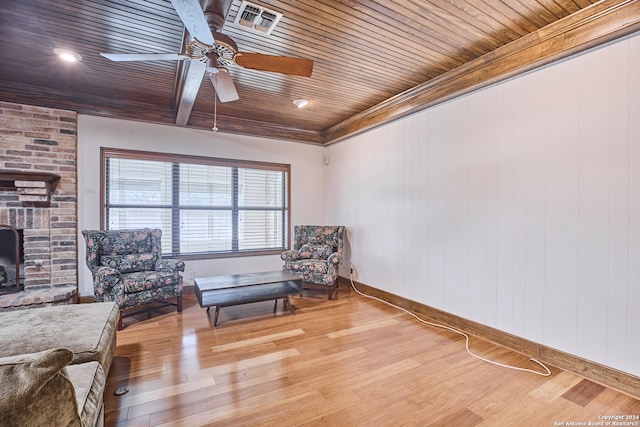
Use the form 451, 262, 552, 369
327, 32, 640, 376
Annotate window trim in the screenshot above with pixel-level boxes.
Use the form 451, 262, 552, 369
100, 147, 291, 259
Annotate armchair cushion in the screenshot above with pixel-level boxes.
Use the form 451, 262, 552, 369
298, 244, 334, 259
101, 252, 158, 274
121, 271, 182, 293
157, 258, 186, 272
101, 232, 153, 255
290, 259, 330, 275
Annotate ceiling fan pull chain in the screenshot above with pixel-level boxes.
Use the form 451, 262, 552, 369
212, 88, 219, 132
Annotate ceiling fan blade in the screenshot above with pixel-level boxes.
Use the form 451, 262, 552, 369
100, 53, 187, 62
234, 52, 313, 77
170, 0, 215, 45
210, 68, 239, 103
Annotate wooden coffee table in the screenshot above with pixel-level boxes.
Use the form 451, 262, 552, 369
194, 271, 303, 326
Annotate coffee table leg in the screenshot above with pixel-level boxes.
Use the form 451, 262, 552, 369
273, 299, 278, 313
214, 306, 221, 326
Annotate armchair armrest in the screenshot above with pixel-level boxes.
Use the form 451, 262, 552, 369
280, 250, 299, 262
327, 252, 343, 265
94, 266, 120, 290
157, 259, 185, 272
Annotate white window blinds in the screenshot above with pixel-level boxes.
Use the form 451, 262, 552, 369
103, 148, 290, 257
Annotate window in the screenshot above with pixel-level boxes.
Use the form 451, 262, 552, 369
101, 148, 290, 258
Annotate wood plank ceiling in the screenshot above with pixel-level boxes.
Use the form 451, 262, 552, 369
1, 0, 639, 145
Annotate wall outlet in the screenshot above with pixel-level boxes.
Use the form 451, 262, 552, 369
188, 271, 196, 279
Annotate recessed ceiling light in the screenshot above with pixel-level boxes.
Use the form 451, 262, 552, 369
54, 48, 82, 63
293, 99, 308, 108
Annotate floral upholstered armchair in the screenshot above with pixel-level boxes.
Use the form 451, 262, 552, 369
82, 228, 185, 329
281, 225, 345, 299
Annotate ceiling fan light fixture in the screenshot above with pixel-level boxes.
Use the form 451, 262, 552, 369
54, 48, 82, 63
293, 99, 309, 108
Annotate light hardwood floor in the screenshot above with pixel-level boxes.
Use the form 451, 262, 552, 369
105, 285, 640, 426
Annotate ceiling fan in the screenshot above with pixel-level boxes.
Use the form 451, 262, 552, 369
100, 0, 313, 114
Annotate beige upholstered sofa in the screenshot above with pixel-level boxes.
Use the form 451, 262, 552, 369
0, 302, 119, 426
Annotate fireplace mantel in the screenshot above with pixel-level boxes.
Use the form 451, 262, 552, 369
0, 170, 60, 203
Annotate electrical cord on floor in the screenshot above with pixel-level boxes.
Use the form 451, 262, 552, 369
348, 268, 551, 377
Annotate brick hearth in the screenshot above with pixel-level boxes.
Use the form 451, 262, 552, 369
0, 102, 78, 310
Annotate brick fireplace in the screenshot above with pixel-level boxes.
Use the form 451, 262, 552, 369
0, 102, 78, 310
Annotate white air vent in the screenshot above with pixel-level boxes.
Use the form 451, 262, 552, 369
231, 1, 283, 35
